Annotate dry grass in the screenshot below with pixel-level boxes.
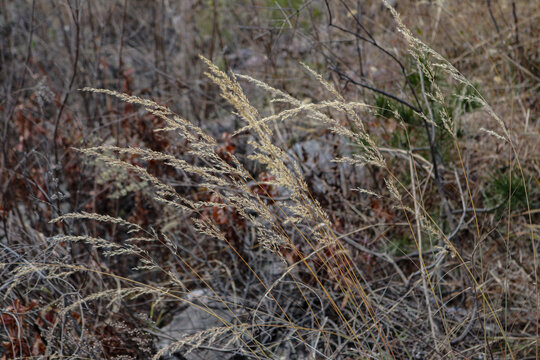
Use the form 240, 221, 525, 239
1, 1, 538, 359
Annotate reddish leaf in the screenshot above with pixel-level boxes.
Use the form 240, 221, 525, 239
370, 199, 394, 222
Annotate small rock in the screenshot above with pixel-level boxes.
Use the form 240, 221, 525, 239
154, 290, 239, 360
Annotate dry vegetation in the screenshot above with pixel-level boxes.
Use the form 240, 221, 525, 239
1, 0, 538, 359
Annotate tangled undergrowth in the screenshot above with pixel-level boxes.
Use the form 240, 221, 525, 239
1, 1, 538, 359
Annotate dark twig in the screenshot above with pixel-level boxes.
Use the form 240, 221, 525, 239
324, 0, 424, 111
447, 173, 467, 242
53, 1, 80, 166
511, 1, 527, 81
451, 204, 504, 214
486, 0, 501, 34
17, 0, 36, 91
117, 0, 128, 89
329, 66, 421, 113
450, 299, 478, 345
416, 64, 454, 231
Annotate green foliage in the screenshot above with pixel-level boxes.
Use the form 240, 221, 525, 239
268, 0, 305, 9
265, 0, 323, 30
384, 234, 411, 256
375, 94, 394, 119
485, 167, 534, 213
195, 0, 233, 44
453, 82, 483, 113
406, 54, 444, 92
372, 54, 484, 167
396, 104, 417, 125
